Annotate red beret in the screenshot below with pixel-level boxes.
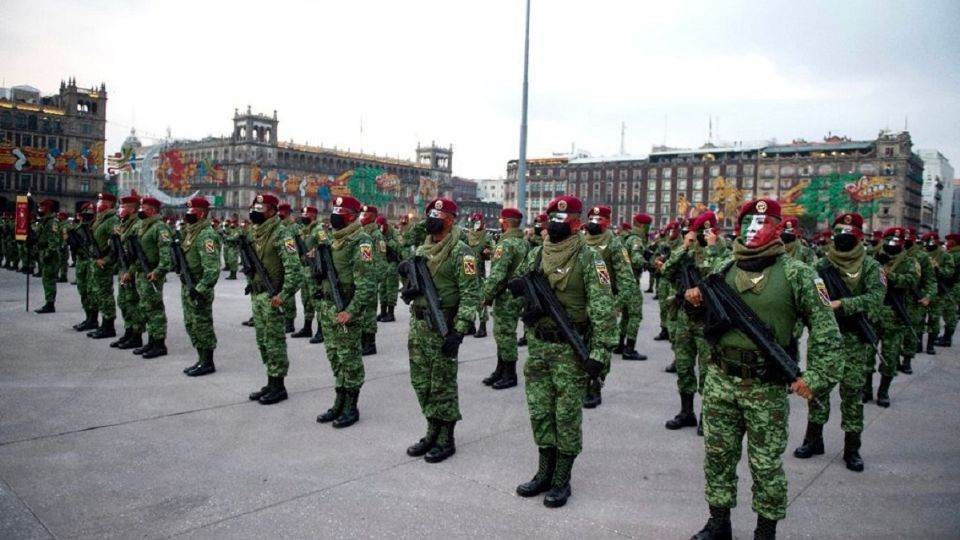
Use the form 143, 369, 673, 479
621, 222, 632, 230
470, 212, 483, 221
587, 205, 611, 219
38, 198, 58, 209
186, 197, 210, 209
80, 202, 94, 212
690, 211, 718, 232
252, 193, 279, 208
921, 232, 939, 242
500, 208, 523, 220
665, 221, 681, 230
534, 213, 548, 225
361, 205, 379, 214
782, 217, 799, 230
375, 216, 387, 225
120, 195, 140, 205
945, 233, 960, 243
871, 230, 883, 240
832, 213, 863, 230
278, 203, 291, 213
97, 192, 117, 204
737, 198, 781, 223
301, 206, 318, 215
883, 227, 906, 241
57, 211, 67, 220
546, 195, 582, 214
140, 197, 161, 209
633, 213, 653, 225
426, 197, 458, 216
212, 218, 221, 225
905, 227, 917, 241
332, 195, 362, 213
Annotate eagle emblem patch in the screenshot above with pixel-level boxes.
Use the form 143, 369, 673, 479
160, 231, 171, 242
204, 239, 216, 254
594, 260, 610, 285
813, 277, 831, 306
621, 248, 631, 265
360, 243, 373, 262
284, 238, 297, 253
463, 255, 477, 276
493, 245, 504, 260
379, 240, 386, 253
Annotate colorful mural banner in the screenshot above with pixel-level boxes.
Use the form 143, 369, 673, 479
155, 149, 226, 194
788, 173, 893, 221
0, 141, 104, 174
249, 165, 413, 205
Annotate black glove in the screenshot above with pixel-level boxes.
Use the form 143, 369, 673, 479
584, 358, 604, 380
189, 287, 202, 303
441, 332, 464, 358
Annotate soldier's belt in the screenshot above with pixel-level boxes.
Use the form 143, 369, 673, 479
533, 321, 589, 344
411, 306, 456, 329
710, 346, 764, 379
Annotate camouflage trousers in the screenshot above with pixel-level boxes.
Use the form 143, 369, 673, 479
299, 265, 316, 322
492, 295, 522, 363
181, 286, 216, 351
475, 275, 488, 324
808, 334, 870, 432
59, 247, 68, 280
40, 253, 60, 303
379, 262, 399, 308
408, 317, 461, 422
253, 292, 288, 377
318, 299, 364, 389
927, 292, 954, 335
657, 280, 677, 333
875, 312, 906, 378
75, 259, 94, 312
702, 364, 789, 521
617, 286, 642, 341
134, 274, 167, 339
4, 241, 19, 266
117, 280, 143, 332
673, 311, 709, 395
283, 288, 298, 326
90, 265, 116, 318
361, 299, 378, 336
904, 301, 926, 357
224, 246, 239, 272
944, 286, 960, 333
525, 335, 589, 456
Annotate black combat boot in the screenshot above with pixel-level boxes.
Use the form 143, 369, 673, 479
582, 378, 603, 408
74, 310, 98, 331
248, 379, 271, 401
34, 302, 55, 314
183, 350, 203, 374
622, 339, 647, 360
613, 336, 625, 354
109, 327, 132, 347
406, 418, 439, 457
376, 305, 385, 322
381, 305, 396, 322
666, 393, 698, 429
482, 357, 504, 386
754, 515, 778, 540
226, 270, 237, 280
118, 332, 142, 350
876, 375, 893, 407
654, 326, 669, 341
309, 324, 324, 344
862, 374, 873, 403
793, 422, 825, 458
543, 453, 576, 508
332, 388, 360, 428
133, 337, 154, 355
142, 339, 168, 359
935, 326, 954, 346
517, 333, 527, 347
291, 319, 313, 338
691, 506, 732, 540
316, 388, 345, 422
187, 349, 216, 377
362, 333, 377, 356
241, 316, 255, 327
492, 361, 518, 390
665, 360, 677, 373
424, 421, 456, 463
926, 333, 936, 356
464, 322, 476, 336
258, 376, 288, 404
697, 413, 704, 437
284, 320, 295, 333
474, 321, 487, 338
899, 356, 913, 375
516, 447, 557, 497
843, 431, 864, 472
88, 318, 117, 339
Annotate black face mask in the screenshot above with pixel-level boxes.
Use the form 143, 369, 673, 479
329, 214, 346, 230
883, 244, 902, 256
585, 223, 603, 236
833, 233, 858, 252
300, 217, 312, 225
547, 221, 572, 243
425, 217, 445, 234
926, 243, 938, 252
185, 214, 199, 225
876, 252, 891, 264
533, 226, 542, 237
249, 211, 266, 225
905, 240, 915, 249
697, 233, 707, 247
81, 213, 94, 222
137, 211, 148, 220
870, 240, 880, 247
780, 232, 796, 243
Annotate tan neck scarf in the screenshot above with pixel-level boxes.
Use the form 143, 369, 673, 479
424, 226, 460, 274
541, 232, 584, 290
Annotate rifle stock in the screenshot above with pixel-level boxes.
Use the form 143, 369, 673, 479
398, 256, 450, 337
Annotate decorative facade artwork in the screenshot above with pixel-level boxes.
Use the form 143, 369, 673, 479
155, 149, 226, 194
250, 165, 411, 206
708, 176, 745, 220
788, 173, 894, 221
0, 141, 103, 174
108, 146, 137, 174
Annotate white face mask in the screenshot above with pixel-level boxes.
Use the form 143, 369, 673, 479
741, 214, 773, 245
473, 221, 482, 231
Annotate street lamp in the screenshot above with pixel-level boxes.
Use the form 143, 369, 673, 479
516, 0, 531, 219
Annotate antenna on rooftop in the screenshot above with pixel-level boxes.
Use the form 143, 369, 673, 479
620, 121, 626, 155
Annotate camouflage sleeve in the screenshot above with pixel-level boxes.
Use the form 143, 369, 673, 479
628, 237, 646, 273
302, 225, 318, 251
194, 230, 221, 294
936, 251, 955, 281
155, 224, 173, 276
346, 235, 377, 317
583, 247, 618, 361
483, 240, 516, 303
453, 243, 482, 334
277, 228, 303, 301
887, 258, 921, 290
610, 238, 639, 298
787, 260, 843, 395
660, 245, 692, 280
920, 256, 937, 298
839, 257, 885, 317
518, 245, 540, 274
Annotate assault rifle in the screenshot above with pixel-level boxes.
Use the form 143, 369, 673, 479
127, 235, 159, 292
698, 272, 823, 408
109, 232, 131, 280
170, 232, 198, 304
398, 256, 450, 338
884, 286, 920, 345
507, 268, 602, 379
237, 235, 281, 306
293, 235, 310, 266
675, 260, 703, 313
80, 223, 103, 259
313, 243, 347, 312
819, 264, 879, 348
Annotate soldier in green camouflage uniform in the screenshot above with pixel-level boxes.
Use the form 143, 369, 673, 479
223, 219, 240, 280
129, 197, 173, 359
781, 217, 816, 266
918, 232, 953, 360
867, 227, 921, 408
376, 216, 401, 322
291, 207, 321, 340
516, 214, 548, 349
935, 234, 960, 347
0, 212, 13, 269
404, 197, 481, 464
513, 195, 616, 508
626, 214, 654, 337
660, 213, 724, 433
609, 214, 646, 361
72, 204, 100, 331
87, 193, 121, 339
308, 222, 330, 344
480, 207, 528, 390
241, 194, 302, 404
902, 228, 933, 365
399, 215, 426, 260
794, 213, 884, 473
654, 222, 682, 371
32, 199, 62, 313
314, 196, 376, 425
276, 203, 299, 333
57, 212, 69, 282
687, 199, 842, 540
179, 197, 222, 377
359, 205, 386, 355
111, 195, 144, 350
581, 205, 639, 408
464, 212, 495, 338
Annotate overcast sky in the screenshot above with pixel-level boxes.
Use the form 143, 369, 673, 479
3, 0, 959, 179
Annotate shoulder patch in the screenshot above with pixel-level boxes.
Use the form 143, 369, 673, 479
813, 277, 831, 307
317, 230, 328, 242
879, 268, 888, 287
160, 231, 171, 242
463, 254, 477, 276
360, 243, 373, 262
284, 238, 297, 254
594, 259, 611, 286
621, 248, 631, 265
113, 225, 121, 234
493, 244, 504, 261
379, 239, 387, 253
51, 223, 60, 233
205, 239, 216, 254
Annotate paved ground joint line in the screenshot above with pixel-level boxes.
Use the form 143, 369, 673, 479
0, 473, 59, 540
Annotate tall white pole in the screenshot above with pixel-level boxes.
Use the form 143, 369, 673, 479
516, 0, 530, 218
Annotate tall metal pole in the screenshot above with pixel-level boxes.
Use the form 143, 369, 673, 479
516, 0, 530, 219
